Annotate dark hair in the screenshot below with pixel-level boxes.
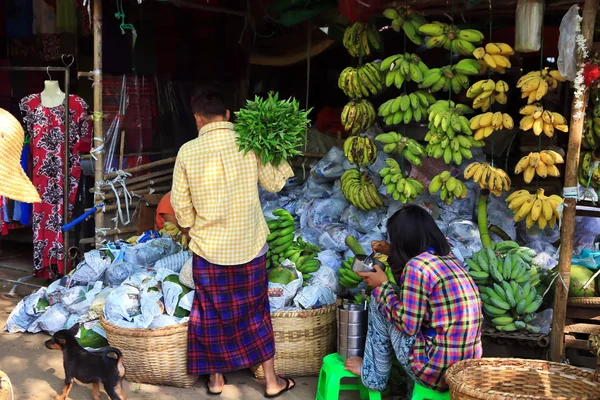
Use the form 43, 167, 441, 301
387, 205, 451, 278
190, 86, 228, 118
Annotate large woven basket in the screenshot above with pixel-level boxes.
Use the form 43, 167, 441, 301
568, 297, 600, 307
446, 358, 600, 400
0, 371, 11, 400
99, 317, 198, 388
252, 302, 337, 379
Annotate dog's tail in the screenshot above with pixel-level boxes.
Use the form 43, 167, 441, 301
103, 347, 126, 378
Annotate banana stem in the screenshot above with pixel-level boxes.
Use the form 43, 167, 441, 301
478, 190, 493, 249
489, 225, 511, 241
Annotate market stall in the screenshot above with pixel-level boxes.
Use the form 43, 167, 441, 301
4, 0, 600, 398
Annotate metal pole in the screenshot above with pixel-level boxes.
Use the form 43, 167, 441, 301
63, 65, 70, 275
93, 0, 105, 249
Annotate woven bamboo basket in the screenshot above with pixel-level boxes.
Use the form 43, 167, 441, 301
99, 317, 198, 388
567, 297, 600, 307
591, 333, 600, 380
446, 358, 600, 400
0, 371, 11, 400
251, 302, 337, 379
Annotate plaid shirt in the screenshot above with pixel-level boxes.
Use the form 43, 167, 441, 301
372, 251, 483, 391
171, 121, 294, 265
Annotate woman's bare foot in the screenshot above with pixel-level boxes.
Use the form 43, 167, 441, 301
344, 356, 363, 376
208, 373, 225, 393
265, 375, 296, 397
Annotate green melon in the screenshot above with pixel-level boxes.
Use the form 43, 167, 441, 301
268, 267, 296, 285
569, 265, 596, 297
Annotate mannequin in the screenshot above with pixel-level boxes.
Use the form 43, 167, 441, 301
40, 80, 66, 108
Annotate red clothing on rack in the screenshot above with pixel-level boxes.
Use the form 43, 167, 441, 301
20, 93, 91, 278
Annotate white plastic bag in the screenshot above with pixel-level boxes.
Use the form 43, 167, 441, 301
27, 304, 70, 334
104, 286, 141, 323
515, 0, 544, 53
268, 263, 303, 312
310, 146, 346, 183
558, 5, 580, 81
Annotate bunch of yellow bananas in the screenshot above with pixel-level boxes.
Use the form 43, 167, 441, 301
343, 136, 377, 167
382, 6, 427, 45
375, 131, 426, 167
517, 70, 566, 104
428, 170, 468, 205
470, 112, 515, 140
514, 150, 564, 183
338, 63, 384, 99
419, 60, 481, 93
380, 158, 425, 203
473, 43, 514, 74
464, 162, 511, 196
519, 103, 569, 137
380, 53, 430, 88
466, 79, 509, 112
418, 22, 484, 56
505, 188, 562, 230
341, 169, 384, 211
341, 99, 377, 134
343, 22, 381, 58
160, 222, 189, 249
378, 91, 436, 125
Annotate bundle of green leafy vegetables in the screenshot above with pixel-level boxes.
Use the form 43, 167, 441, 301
234, 92, 312, 166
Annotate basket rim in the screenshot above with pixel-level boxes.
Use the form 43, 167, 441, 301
269, 300, 339, 318
567, 297, 600, 307
99, 316, 189, 338
446, 357, 600, 399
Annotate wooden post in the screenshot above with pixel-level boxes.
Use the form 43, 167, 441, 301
549, 0, 598, 362
92, 0, 104, 249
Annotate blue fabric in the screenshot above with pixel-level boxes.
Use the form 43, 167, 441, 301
5, 0, 34, 38
3, 198, 9, 223
12, 200, 21, 221
19, 144, 32, 226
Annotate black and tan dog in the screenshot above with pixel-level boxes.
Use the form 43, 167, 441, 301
45, 324, 126, 400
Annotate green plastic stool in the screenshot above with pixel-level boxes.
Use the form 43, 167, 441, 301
411, 381, 451, 400
315, 353, 382, 400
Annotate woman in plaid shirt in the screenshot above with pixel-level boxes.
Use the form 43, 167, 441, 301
345, 205, 483, 395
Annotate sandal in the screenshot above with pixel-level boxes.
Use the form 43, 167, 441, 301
264, 376, 296, 398
206, 375, 228, 396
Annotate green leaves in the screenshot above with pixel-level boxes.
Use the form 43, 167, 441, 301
234, 92, 312, 167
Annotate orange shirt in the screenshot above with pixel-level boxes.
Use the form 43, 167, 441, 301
155, 192, 175, 231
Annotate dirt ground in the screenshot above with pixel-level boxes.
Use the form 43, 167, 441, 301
0, 241, 357, 399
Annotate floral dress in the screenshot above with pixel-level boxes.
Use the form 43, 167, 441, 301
20, 94, 90, 278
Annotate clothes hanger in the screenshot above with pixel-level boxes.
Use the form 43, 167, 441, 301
46, 66, 52, 81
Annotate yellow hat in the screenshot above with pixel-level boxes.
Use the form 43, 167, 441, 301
0, 108, 41, 203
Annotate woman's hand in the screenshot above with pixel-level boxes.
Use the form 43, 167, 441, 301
371, 240, 392, 256
357, 264, 389, 288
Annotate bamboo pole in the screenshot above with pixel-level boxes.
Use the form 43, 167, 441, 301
103, 157, 176, 179
92, 168, 173, 191
93, 0, 104, 249
100, 185, 171, 201
549, 0, 597, 362
82, 151, 171, 160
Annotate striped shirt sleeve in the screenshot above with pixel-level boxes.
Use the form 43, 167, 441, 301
171, 153, 196, 229
372, 259, 432, 336
257, 160, 294, 193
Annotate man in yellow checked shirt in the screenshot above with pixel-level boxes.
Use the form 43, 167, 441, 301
171, 87, 296, 398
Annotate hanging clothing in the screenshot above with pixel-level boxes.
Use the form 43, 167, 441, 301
5, 0, 34, 38
32, 0, 57, 35
20, 93, 91, 278
56, 0, 77, 34
19, 143, 33, 226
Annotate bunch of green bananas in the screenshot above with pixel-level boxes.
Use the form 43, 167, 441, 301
419, 60, 481, 93
582, 109, 600, 149
466, 245, 543, 333
341, 169, 384, 211
339, 257, 362, 288
418, 22, 484, 56
578, 151, 600, 189
266, 209, 296, 268
343, 136, 378, 167
379, 54, 430, 88
341, 99, 377, 134
338, 63, 384, 99
424, 100, 476, 165
428, 171, 468, 205
382, 6, 427, 45
270, 237, 321, 286
375, 132, 425, 167
378, 91, 436, 126
343, 22, 382, 58
380, 158, 425, 202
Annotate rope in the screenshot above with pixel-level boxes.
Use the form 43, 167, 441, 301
93, 171, 133, 228
115, 0, 136, 36
90, 137, 104, 161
